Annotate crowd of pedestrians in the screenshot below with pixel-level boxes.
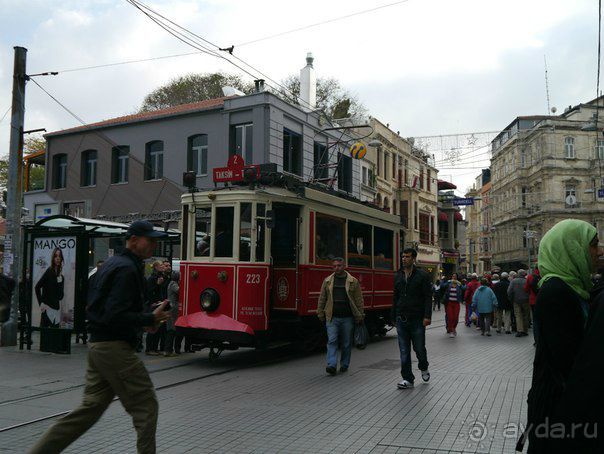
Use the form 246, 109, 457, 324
142, 260, 189, 356
431, 267, 543, 342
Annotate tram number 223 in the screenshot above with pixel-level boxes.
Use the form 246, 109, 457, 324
245, 273, 261, 284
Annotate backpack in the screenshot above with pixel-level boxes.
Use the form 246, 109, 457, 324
531, 273, 541, 294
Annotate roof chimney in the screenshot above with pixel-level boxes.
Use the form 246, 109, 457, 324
299, 52, 316, 111
254, 79, 265, 93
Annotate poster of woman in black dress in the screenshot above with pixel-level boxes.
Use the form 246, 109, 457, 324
34, 247, 65, 328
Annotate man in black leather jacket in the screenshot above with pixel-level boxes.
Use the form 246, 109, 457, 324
392, 248, 432, 389
30, 220, 171, 454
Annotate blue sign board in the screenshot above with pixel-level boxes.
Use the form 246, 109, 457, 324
452, 197, 475, 206
598, 188, 604, 198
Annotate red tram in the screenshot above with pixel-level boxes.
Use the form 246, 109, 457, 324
175, 165, 403, 358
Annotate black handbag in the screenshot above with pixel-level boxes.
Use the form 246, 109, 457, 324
354, 322, 369, 349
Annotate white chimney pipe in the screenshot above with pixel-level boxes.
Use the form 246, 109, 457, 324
299, 52, 316, 111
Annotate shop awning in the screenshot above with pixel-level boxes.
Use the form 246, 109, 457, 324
437, 179, 457, 190
33, 215, 180, 238
438, 210, 448, 222
454, 211, 463, 221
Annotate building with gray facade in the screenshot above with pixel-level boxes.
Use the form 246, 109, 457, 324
24, 89, 363, 230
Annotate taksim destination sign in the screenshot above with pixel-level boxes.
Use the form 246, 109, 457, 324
213, 155, 260, 183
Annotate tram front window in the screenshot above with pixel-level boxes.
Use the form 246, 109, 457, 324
215, 206, 234, 257
240, 203, 252, 261
194, 207, 212, 257
256, 203, 266, 262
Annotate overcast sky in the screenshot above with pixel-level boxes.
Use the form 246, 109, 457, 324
0, 0, 599, 194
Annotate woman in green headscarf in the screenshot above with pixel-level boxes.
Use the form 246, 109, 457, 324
523, 219, 601, 453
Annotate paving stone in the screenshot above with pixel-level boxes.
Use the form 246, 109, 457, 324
1, 311, 535, 453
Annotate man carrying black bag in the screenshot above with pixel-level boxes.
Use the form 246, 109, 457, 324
317, 257, 365, 375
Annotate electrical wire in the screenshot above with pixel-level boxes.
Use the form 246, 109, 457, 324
235, 0, 411, 48
29, 78, 180, 217
0, 106, 11, 124
124, 0, 372, 168
53, 52, 203, 74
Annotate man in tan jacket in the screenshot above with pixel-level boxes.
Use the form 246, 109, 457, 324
317, 257, 364, 375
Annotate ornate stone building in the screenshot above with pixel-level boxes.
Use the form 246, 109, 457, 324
490, 96, 604, 271
361, 118, 440, 277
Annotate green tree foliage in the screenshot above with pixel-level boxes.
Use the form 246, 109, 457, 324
279, 75, 367, 121
0, 134, 46, 190
140, 72, 254, 112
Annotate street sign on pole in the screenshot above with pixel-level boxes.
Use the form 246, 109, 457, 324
452, 197, 474, 206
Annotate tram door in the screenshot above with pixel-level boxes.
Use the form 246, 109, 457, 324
270, 203, 300, 311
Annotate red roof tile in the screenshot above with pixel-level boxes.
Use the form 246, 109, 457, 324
46, 97, 230, 137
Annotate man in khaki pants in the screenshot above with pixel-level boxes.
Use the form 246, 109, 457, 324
29, 221, 171, 454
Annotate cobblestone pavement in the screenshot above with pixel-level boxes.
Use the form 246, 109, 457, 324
1, 310, 535, 453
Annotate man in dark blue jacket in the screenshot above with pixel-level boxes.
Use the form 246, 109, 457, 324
30, 220, 171, 454
392, 248, 432, 389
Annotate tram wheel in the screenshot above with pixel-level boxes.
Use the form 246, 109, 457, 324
209, 347, 223, 362
294, 326, 324, 353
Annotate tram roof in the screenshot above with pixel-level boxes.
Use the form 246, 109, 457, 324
182, 185, 401, 225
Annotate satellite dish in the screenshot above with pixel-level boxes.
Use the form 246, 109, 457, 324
551, 106, 557, 114
222, 86, 245, 97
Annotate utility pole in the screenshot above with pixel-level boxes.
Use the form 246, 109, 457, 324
0, 46, 27, 346
469, 239, 473, 274
525, 222, 534, 272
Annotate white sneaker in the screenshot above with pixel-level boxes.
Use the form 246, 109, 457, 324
421, 369, 430, 382
449, 332, 455, 338
397, 379, 414, 389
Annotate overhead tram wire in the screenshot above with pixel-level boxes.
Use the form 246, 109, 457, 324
235, 0, 411, 48
52, 51, 203, 74
29, 78, 181, 217
125, 0, 365, 147
40, 0, 412, 76
0, 106, 11, 125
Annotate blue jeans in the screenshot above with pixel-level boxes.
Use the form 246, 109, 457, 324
325, 317, 355, 369
396, 316, 429, 383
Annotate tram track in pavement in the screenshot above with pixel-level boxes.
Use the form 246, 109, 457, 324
0, 356, 204, 408
0, 344, 299, 434
0, 322, 446, 435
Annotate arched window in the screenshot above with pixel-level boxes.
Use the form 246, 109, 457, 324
111, 146, 129, 184
80, 149, 97, 187
145, 140, 164, 180
52, 154, 67, 189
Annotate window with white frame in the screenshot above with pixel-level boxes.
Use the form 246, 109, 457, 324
520, 150, 526, 168
596, 139, 604, 160
361, 166, 368, 185
81, 149, 97, 187
231, 123, 253, 164
188, 134, 208, 176
111, 146, 129, 184
564, 137, 575, 158
145, 140, 163, 180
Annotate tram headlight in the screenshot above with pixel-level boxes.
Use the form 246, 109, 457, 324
200, 288, 220, 312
